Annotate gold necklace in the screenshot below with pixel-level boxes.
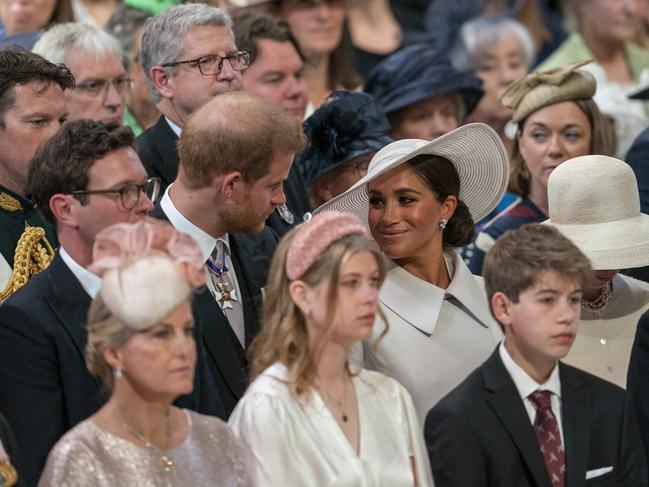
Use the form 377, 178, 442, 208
320, 377, 351, 423
108, 403, 174, 473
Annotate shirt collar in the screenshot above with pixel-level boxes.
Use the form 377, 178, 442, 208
499, 340, 562, 400
165, 116, 182, 137
59, 246, 102, 299
160, 184, 229, 262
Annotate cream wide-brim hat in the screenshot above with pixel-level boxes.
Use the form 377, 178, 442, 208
314, 123, 509, 232
544, 154, 649, 270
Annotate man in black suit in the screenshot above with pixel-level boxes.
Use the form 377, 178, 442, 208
425, 224, 647, 487
137, 4, 310, 236
155, 90, 305, 416
0, 121, 222, 486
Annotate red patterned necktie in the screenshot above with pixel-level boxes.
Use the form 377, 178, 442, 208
529, 390, 565, 487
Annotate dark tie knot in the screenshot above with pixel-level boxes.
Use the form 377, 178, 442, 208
529, 390, 552, 410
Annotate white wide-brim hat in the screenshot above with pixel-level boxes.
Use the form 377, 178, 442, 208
314, 123, 509, 231
544, 154, 649, 270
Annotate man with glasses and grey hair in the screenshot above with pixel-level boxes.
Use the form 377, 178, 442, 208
0, 120, 223, 486
137, 4, 310, 235
33, 23, 129, 125
137, 3, 246, 190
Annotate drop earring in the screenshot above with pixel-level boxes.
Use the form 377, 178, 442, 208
439, 218, 448, 230
114, 367, 123, 380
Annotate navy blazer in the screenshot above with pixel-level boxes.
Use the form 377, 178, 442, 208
137, 115, 311, 237
425, 348, 647, 487
0, 252, 224, 487
154, 205, 278, 417
627, 309, 649, 474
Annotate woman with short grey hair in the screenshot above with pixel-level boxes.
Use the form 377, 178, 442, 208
452, 16, 534, 155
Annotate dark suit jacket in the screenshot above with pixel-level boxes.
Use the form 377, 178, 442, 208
627, 309, 649, 473
623, 128, 649, 283
0, 252, 223, 487
153, 205, 278, 417
137, 116, 311, 237
425, 348, 647, 487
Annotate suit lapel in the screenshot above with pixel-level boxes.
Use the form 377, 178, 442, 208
230, 234, 267, 347
45, 253, 100, 388
560, 363, 590, 487
151, 117, 181, 186
483, 350, 552, 487
194, 290, 248, 399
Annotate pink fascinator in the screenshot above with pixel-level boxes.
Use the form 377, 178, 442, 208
89, 218, 206, 330
286, 211, 366, 280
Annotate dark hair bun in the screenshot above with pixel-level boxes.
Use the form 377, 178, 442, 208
444, 199, 475, 248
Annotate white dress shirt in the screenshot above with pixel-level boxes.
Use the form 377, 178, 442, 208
165, 116, 182, 137
59, 247, 102, 299
499, 340, 564, 447
161, 186, 246, 346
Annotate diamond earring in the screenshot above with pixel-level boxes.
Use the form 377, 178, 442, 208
439, 218, 448, 230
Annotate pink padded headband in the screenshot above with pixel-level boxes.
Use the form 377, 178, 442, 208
286, 211, 366, 281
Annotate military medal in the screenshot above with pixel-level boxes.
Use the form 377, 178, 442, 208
278, 204, 295, 225
206, 256, 238, 310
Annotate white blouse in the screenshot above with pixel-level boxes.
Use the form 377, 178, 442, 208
229, 362, 434, 487
563, 273, 649, 388
365, 250, 503, 422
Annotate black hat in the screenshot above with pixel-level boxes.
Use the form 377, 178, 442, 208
364, 43, 484, 117
296, 91, 393, 187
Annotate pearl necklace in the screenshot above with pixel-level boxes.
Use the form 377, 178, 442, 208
109, 403, 174, 473
581, 281, 613, 314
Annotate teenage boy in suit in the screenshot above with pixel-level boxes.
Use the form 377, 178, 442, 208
425, 223, 647, 487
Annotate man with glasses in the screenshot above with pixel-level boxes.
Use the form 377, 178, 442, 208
137, 4, 245, 189
138, 4, 310, 236
0, 48, 73, 301
33, 23, 129, 125
0, 121, 222, 485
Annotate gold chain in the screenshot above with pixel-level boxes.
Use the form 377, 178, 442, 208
0, 226, 54, 301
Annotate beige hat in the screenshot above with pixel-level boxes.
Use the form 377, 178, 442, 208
314, 123, 509, 232
501, 60, 596, 123
544, 155, 649, 270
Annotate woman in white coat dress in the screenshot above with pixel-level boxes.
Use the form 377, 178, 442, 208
317, 123, 510, 421
229, 211, 433, 487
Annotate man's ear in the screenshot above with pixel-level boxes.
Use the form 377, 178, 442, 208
491, 291, 513, 330
150, 65, 174, 99
219, 171, 243, 200
49, 194, 80, 230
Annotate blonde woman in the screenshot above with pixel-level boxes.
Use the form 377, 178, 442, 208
39, 219, 253, 486
229, 211, 432, 486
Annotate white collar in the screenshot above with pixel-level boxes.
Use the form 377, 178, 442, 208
160, 185, 229, 262
59, 247, 102, 299
164, 116, 182, 137
499, 340, 562, 400
379, 250, 493, 334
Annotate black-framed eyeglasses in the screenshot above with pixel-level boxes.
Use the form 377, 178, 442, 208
161, 51, 251, 76
74, 77, 134, 98
70, 177, 161, 210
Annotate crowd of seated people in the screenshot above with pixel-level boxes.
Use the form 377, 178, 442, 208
2, 1, 649, 486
